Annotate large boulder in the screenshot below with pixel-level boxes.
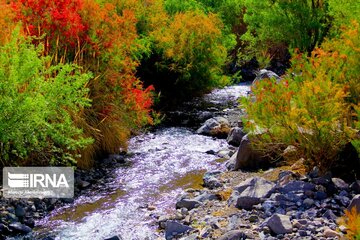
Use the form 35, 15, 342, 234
196, 117, 230, 138
226, 127, 245, 146
348, 194, 360, 213
229, 134, 271, 170
252, 69, 280, 86
232, 177, 275, 209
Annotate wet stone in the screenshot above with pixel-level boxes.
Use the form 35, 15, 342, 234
303, 198, 315, 208
15, 206, 25, 218
9, 222, 32, 234
175, 199, 202, 210
165, 221, 194, 240
324, 228, 340, 238
332, 178, 349, 190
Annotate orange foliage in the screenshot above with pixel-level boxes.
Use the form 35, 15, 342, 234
8, 0, 154, 166
0, 1, 17, 45
339, 207, 360, 239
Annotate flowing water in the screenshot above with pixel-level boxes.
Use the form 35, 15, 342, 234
34, 83, 250, 240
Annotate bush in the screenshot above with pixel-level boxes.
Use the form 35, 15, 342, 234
10, 0, 155, 167
242, 22, 359, 173
238, 0, 331, 70
149, 10, 235, 98
0, 30, 92, 166
338, 207, 360, 240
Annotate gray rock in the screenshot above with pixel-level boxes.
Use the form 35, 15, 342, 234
175, 199, 201, 210
232, 134, 271, 170
339, 225, 347, 233
350, 180, 360, 194
180, 208, 189, 216
253, 69, 281, 86
314, 191, 327, 200
348, 194, 360, 212
217, 230, 248, 240
279, 181, 315, 193
15, 206, 25, 218
323, 228, 340, 238
110, 154, 126, 163
104, 236, 123, 240
332, 178, 349, 190
165, 221, 194, 240
6, 213, 18, 223
196, 117, 230, 138
308, 166, 320, 178
336, 195, 350, 206
226, 127, 245, 146
225, 150, 237, 170
292, 219, 302, 229
278, 170, 298, 183
234, 177, 275, 209
194, 192, 218, 202
77, 179, 91, 189
303, 198, 314, 208
323, 209, 337, 221
265, 214, 293, 234
23, 218, 35, 228
8, 222, 32, 234
203, 171, 223, 189
203, 177, 223, 189
299, 230, 308, 237
158, 215, 171, 229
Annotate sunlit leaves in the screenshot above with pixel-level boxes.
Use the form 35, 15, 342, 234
242, 22, 360, 173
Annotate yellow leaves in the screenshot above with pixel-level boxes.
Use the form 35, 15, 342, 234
338, 207, 360, 239
152, 10, 223, 63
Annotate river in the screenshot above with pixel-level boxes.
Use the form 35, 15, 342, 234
33, 83, 250, 240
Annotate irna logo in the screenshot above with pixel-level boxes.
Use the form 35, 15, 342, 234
7, 172, 69, 188
3, 167, 74, 198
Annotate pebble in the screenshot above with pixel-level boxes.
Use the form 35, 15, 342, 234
323, 228, 340, 238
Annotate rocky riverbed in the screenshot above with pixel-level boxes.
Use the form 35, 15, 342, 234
157, 162, 360, 240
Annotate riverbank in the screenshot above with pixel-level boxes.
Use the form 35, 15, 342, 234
157, 159, 360, 239
155, 75, 360, 239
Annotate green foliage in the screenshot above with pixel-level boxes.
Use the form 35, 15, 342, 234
240, 0, 331, 67
328, 0, 360, 37
197, 0, 245, 30
150, 10, 235, 96
0, 30, 92, 166
242, 22, 360, 173
164, 0, 204, 15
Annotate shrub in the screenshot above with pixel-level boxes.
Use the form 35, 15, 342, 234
150, 10, 234, 97
10, 0, 155, 167
0, 30, 92, 166
164, 0, 204, 15
238, 0, 331, 70
242, 22, 359, 173
338, 207, 360, 239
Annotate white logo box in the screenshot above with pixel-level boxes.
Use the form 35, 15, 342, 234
2, 167, 74, 198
